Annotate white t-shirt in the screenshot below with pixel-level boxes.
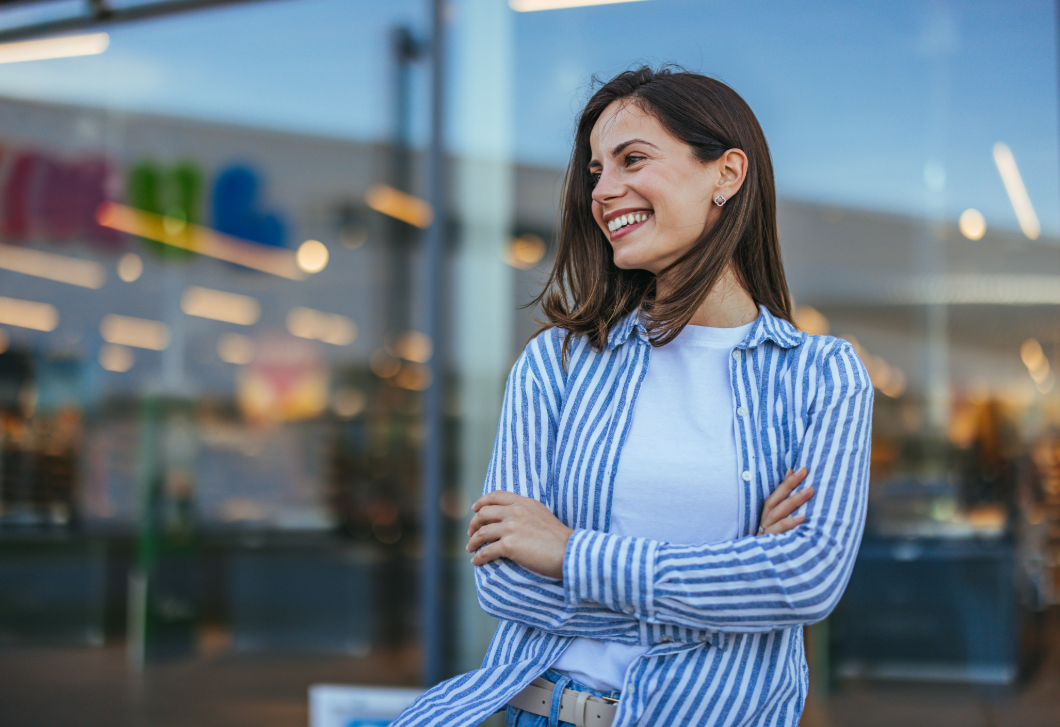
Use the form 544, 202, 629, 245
551, 318, 755, 691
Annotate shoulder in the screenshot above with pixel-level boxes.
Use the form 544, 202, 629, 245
515, 326, 576, 388
793, 334, 873, 403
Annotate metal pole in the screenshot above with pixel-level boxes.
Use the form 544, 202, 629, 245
420, 0, 446, 688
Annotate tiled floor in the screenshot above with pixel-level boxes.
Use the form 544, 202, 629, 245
1, 612, 1057, 727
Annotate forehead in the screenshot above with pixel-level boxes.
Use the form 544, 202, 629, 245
589, 99, 671, 153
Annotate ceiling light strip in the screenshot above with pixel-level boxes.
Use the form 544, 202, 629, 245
992, 143, 1041, 241
95, 202, 306, 280
0, 242, 106, 288
100, 313, 170, 351
181, 286, 261, 325
365, 184, 433, 229
0, 32, 109, 64
509, 0, 648, 11
0, 296, 59, 331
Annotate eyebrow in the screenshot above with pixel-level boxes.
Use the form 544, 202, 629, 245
588, 138, 660, 168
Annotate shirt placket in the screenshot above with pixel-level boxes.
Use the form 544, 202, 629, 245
730, 346, 754, 537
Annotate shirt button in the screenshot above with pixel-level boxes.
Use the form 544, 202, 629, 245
698, 634, 711, 642
737, 406, 748, 417
742, 470, 752, 481
731, 350, 741, 360
658, 636, 673, 643
623, 605, 635, 614
626, 684, 636, 695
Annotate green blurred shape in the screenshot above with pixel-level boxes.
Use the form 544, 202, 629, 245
126, 161, 204, 263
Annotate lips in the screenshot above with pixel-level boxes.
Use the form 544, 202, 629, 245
604, 209, 652, 240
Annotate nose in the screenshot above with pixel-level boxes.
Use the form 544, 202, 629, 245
591, 165, 623, 205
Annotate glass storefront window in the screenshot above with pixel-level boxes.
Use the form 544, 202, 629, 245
0, 1, 1057, 724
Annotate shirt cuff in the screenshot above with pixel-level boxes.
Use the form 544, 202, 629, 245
563, 529, 657, 620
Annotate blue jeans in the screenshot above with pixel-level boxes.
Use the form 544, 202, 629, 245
505, 669, 622, 727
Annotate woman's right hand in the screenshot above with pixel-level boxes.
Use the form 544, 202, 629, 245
758, 467, 813, 536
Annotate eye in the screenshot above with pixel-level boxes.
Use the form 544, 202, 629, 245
625, 154, 645, 166
588, 170, 601, 188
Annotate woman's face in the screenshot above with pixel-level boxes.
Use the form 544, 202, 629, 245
588, 100, 741, 276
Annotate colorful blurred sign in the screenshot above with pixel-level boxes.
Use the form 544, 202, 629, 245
0, 140, 289, 255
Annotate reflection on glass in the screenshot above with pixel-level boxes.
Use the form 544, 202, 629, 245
286, 307, 357, 346
216, 332, 256, 365
0, 296, 59, 331
0, 242, 105, 288
958, 208, 986, 240
98, 343, 134, 372
993, 142, 1041, 240
99, 313, 170, 351
365, 184, 433, 229
180, 286, 261, 326
503, 234, 547, 270
116, 252, 143, 282
296, 239, 330, 273
0, 32, 109, 64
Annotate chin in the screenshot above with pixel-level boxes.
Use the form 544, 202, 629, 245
611, 251, 657, 274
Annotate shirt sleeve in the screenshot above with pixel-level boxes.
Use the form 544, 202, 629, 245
563, 341, 873, 633
472, 335, 644, 641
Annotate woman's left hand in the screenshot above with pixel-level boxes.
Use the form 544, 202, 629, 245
467, 491, 573, 579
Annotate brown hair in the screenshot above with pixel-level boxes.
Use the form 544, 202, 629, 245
532, 66, 793, 365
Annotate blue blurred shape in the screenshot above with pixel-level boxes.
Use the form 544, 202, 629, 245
211, 165, 287, 248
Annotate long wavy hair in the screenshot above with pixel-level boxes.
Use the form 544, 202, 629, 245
532, 66, 793, 367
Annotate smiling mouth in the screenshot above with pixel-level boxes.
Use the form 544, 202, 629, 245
607, 211, 652, 239
607, 211, 651, 232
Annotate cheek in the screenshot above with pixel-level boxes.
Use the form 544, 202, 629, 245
591, 201, 606, 230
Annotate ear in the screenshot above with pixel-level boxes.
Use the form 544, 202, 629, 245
716, 148, 749, 199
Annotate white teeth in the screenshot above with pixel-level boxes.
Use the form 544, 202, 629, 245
608, 212, 650, 232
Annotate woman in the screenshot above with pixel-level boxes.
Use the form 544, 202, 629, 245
394, 66, 872, 727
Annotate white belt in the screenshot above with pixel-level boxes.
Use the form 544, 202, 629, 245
508, 677, 619, 727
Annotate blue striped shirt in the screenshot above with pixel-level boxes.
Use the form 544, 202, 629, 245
393, 305, 873, 727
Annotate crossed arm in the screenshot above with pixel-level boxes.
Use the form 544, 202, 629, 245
467, 468, 813, 577
468, 340, 871, 637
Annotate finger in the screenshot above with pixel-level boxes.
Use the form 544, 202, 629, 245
467, 504, 509, 536
770, 485, 815, 521
762, 470, 794, 510
472, 506, 508, 529
764, 468, 806, 509
765, 514, 805, 536
471, 539, 505, 567
472, 491, 519, 512
467, 522, 506, 553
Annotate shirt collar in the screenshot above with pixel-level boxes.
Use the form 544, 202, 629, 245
606, 304, 805, 351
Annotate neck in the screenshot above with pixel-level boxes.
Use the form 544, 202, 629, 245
657, 266, 759, 328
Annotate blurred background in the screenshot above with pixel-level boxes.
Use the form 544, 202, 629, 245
0, 0, 1056, 725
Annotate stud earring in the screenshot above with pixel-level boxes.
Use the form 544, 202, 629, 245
714, 194, 726, 207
